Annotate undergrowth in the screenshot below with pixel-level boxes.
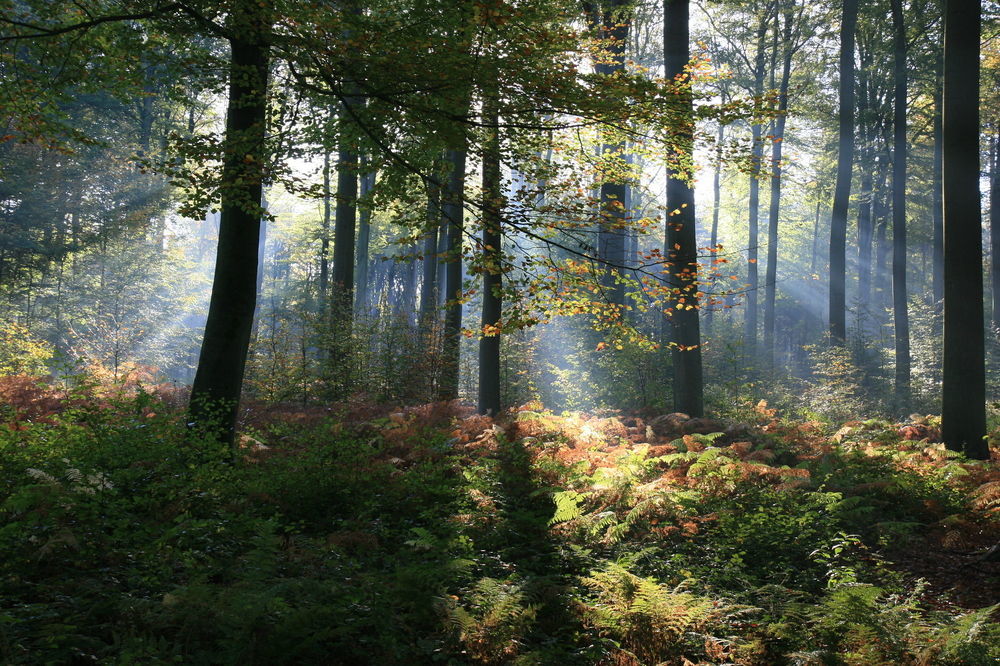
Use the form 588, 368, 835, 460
1, 378, 998, 664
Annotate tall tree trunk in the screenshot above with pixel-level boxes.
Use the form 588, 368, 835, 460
763, 8, 794, 367
828, 0, 858, 343
942, 0, 987, 459
932, 50, 945, 310
319, 144, 331, 310
890, 0, 910, 407
593, 0, 631, 308
991, 138, 1000, 330
331, 131, 358, 317
856, 63, 875, 323
354, 162, 375, 314
810, 196, 821, 275
705, 123, 724, 337
479, 104, 502, 416
872, 149, 891, 317
664, 0, 703, 417
744, 8, 771, 356
439, 147, 467, 400
420, 178, 441, 323
189, 3, 271, 446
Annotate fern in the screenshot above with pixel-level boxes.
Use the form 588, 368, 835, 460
549, 490, 585, 525
438, 577, 539, 665
578, 562, 725, 664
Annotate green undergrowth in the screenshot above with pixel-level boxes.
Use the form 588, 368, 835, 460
1, 396, 998, 664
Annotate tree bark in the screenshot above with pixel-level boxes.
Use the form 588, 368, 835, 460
828, 0, 858, 343
991, 138, 1000, 330
478, 104, 502, 416
664, 0, 703, 417
705, 123, 724, 337
439, 147, 467, 400
932, 50, 945, 310
354, 162, 375, 314
591, 0, 631, 308
319, 143, 331, 310
855, 60, 874, 323
744, 8, 771, 356
189, 2, 271, 446
331, 131, 358, 317
942, 0, 987, 459
763, 7, 794, 367
890, 0, 910, 408
420, 178, 441, 323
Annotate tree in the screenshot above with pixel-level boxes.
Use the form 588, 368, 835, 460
188, 0, 272, 445
763, 0, 805, 366
941, 0, 987, 458
439, 147, 467, 401
478, 101, 502, 416
585, 0, 633, 308
743, 3, 774, 356
664, 0, 703, 417
889, 0, 910, 407
828, 0, 858, 344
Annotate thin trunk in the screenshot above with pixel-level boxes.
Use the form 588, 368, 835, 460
420, 178, 441, 323
319, 145, 331, 308
829, 0, 858, 343
932, 49, 945, 309
941, 0, 986, 459
873, 149, 891, 315
440, 148, 467, 400
890, 0, 910, 407
991, 138, 1000, 330
594, 0, 631, 307
764, 9, 794, 366
856, 65, 874, 321
664, 0, 703, 417
810, 197, 821, 275
437, 208, 449, 308
744, 7, 771, 356
189, 5, 271, 446
479, 104, 502, 416
332, 134, 358, 317
705, 123, 724, 337
355, 162, 375, 314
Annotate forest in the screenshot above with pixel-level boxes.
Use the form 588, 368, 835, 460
1, 0, 999, 663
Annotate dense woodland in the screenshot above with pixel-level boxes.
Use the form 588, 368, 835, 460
1, 0, 1000, 663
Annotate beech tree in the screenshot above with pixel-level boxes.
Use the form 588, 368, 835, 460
941, 0, 987, 458
664, 0, 703, 416
828, 0, 858, 344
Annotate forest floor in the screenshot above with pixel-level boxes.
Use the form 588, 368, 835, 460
1, 376, 999, 664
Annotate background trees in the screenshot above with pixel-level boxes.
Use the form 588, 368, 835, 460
0, 0, 997, 458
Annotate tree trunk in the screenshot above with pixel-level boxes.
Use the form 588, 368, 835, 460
594, 0, 631, 308
855, 62, 874, 324
420, 178, 441, 323
890, 0, 910, 408
354, 162, 375, 314
763, 8, 794, 367
664, 0, 703, 417
319, 144, 331, 310
932, 49, 945, 310
942, 0, 987, 459
744, 8, 771, 356
828, 0, 858, 343
478, 104, 502, 416
439, 147, 467, 400
189, 3, 271, 446
705, 123, 724, 337
331, 132, 358, 317
991, 138, 1000, 330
